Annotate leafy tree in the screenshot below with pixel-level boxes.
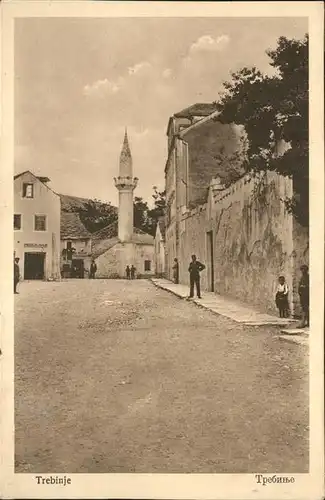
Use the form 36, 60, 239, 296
134, 196, 151, 234
134, 187, 166, 236
79, 199, 117, 233
215, 34, 308, 227
148, 186, 166, 220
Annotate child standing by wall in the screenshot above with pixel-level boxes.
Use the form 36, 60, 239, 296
275, 276, 290, 318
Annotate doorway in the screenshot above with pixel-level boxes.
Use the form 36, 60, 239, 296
71, 259, 84, 279
207, 231, 214, 292
24, 252, 45, 280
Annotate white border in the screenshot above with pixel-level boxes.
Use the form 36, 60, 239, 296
1, 2, 324, 499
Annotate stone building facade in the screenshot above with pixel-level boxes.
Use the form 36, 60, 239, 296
14, 171, 61, 281
165, 104, 245, 280
164, 105, 309, 316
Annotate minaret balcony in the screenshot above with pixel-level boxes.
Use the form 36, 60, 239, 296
114, 176, 138, 190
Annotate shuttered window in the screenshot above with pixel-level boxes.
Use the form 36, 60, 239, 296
34, 215, 47, 231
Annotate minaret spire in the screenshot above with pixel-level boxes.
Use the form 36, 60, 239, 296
114, 128, 138, 242
119, 127, 132, 178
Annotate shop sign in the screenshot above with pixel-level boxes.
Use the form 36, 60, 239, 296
24, 243, 48, 249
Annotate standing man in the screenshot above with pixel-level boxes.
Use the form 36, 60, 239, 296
126, 265, 131, 279
130, 265, 136, 280
89, 259, 97, 279
172, 258, 179, 284
188, 254, 205, 299
14, 257, 20, 294
298, 265, 309, 327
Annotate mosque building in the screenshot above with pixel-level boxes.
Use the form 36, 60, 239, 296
91, 130, 155, 278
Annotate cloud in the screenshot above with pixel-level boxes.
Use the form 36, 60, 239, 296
83, 77, 124, 96
83, 61, 152, 98
162, 68, 172, 78
128, 61, 151, 75
189, 34, 230, 54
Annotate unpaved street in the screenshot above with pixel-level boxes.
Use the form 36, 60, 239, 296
15, 279, 308, 473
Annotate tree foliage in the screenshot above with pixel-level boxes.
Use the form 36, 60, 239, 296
78, 199, 118, 233
215, 34, 308, 227
134, 187, 166, 236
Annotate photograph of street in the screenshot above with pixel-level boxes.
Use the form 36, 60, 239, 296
13, 15, 309, 473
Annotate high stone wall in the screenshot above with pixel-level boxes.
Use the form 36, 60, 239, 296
177, 171, 308, 315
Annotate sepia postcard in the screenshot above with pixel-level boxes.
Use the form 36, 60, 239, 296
0, 1, 324, 499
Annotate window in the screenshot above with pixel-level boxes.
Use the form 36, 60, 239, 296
34, 215, 46, 231
23, 183, 34, 198
14, 214, 22, 230
144, 260, 151, 272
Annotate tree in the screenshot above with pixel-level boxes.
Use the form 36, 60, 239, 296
134, 187, 166, 236
148, 186, 166, 220
215, 34, 308, 227
134, 196, 151, 234
78, 199, 117, 233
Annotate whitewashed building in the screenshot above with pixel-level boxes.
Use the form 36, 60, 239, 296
14, 171, 61, 280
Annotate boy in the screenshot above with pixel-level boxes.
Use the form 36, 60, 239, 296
275, 275, 289, 318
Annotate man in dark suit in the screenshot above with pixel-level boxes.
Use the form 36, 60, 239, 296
89, 259, 97, 279
14, 257, 20, 294
188, 254, 205, 299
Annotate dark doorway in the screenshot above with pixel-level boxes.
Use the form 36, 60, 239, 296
24, 252, 45, 280
207, 231, 214, 292
71, 259, 84, 279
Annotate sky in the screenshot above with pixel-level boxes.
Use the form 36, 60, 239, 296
14, 17, 307, 206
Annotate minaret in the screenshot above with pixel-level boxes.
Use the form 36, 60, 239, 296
114, 129, 138, 242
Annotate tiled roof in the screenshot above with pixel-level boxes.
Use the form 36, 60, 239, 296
91, 237, 120, 259
91, 222, 154, 258
60, 193, 96, 212
174, 103, 217, 119
92, 221, 153, 242
130, 231, 154, 245
61, 212, 92, 239
92, 221, 118, 241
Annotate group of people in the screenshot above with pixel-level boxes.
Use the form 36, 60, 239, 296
275, 265, 309, 327
125, 265, 136, 280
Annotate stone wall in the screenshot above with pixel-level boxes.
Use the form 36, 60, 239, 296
95, 242, 155, 279
210, 172, 294, 314
177, 170, 309, 315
